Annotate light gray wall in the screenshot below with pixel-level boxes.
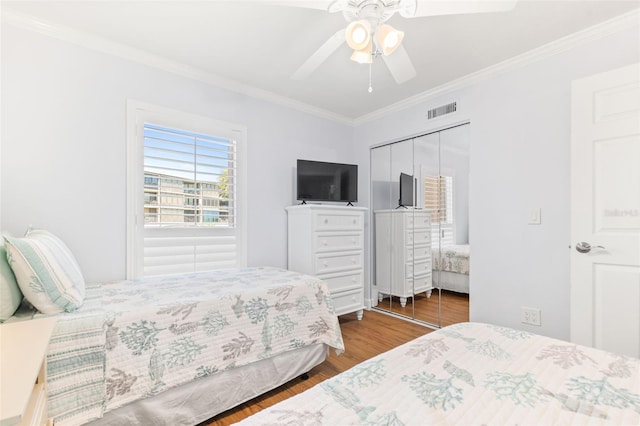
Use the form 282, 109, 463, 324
354, 26, 639, 340
0, 25, 354, 282
2, 17, 638, 341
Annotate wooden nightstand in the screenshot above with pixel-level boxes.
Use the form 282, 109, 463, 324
0, 318, 57, 426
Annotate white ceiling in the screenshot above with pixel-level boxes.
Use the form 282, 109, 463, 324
3, 1, 639, 122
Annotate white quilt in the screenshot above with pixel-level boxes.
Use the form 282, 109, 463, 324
235, 322, 640, 425
432, 244, 470, 275
26, 267, 344, 426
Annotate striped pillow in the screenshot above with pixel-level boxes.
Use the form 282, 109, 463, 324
0, 243, 23, 321
4, 229, 85, 314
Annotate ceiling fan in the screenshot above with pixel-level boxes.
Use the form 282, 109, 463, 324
261, 0, 518, 86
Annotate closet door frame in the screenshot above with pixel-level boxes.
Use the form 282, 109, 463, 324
369, 120, 470, 328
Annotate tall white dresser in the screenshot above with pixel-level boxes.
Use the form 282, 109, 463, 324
375, 209, 432, 307
286, 205, 366, 320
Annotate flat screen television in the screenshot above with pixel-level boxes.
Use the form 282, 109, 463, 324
297, 159, 358, 203
399, 172, 414, 207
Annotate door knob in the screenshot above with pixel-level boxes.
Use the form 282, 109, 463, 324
575, 242, 605, 253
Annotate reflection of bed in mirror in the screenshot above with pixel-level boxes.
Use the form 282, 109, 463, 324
432, 244, 469, 294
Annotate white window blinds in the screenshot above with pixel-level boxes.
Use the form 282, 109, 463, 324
143, 124, 236, 228
127, 102, 246, 279
424, 175, 454, 246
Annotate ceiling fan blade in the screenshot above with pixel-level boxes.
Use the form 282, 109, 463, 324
409, 0, 517, 18
291, 29, 346, 80
381, 44, 417, 84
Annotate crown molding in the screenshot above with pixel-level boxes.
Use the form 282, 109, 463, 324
1, 8, 354, 126
353, 8, 640, 126
3, 7, 638, 128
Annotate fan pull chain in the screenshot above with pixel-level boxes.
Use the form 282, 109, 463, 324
368, 62, 373, 93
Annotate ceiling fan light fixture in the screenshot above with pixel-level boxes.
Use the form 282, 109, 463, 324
327, 0, 348, 13
350, 41, 373, 64
345, 20, 371, 50
398, 0, 418, 18
376, 24, 404, 56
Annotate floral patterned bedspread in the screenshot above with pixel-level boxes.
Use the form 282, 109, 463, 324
32, 267, 344, 426
235, 322, 640, 425
432, 244, 470, 275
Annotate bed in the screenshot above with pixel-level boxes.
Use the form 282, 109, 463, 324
432, 244, 469, 294
7, 266, 345, 426
234, 322, 640, 425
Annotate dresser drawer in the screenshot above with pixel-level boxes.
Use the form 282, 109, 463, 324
405, 213, 430, 230
314, 212, 362, 231
406, 260, 431, 278
319, 271, 363, 293
407, 245, 431, 261
315, 251, 362, 274
331, 288, 363, 316
407, 230, 430, 245
410, 273, 433, 293
314, 232, 363, 253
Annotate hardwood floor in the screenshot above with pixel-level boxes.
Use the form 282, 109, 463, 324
377, 289, 470, 326
205, 310, 433, 425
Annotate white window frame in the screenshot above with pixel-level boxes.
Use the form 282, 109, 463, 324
126, 100, 247, 279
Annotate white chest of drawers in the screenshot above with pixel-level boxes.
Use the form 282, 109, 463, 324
375, 209, 433, 307
286, 205, 366, 320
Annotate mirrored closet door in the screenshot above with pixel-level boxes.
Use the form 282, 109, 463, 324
371, 124, 470, 327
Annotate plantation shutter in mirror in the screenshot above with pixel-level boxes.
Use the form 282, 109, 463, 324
424, 175, 454, 246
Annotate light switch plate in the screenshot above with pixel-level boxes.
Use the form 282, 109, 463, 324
528, 208, 541, 225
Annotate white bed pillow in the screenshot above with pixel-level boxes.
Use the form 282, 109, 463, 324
0, 243, 23, 321
4, 229, 85, 314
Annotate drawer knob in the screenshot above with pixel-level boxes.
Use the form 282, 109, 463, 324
351, 239, 356, 244
351, 258, 357, 264
351, 278, 356, 283
323, 240, 328, 246
324, 218, 329, 224
323, 261, 328, 267
353, 219, 356, 224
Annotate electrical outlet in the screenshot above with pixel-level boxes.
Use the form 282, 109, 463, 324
521, 307, 542, 326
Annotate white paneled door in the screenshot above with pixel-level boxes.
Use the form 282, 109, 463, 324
570, 63, 640, 357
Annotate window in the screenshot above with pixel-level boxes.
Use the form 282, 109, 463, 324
424, 175, 454, 246
127, 101, 246, 278
143, 123, 237, 227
